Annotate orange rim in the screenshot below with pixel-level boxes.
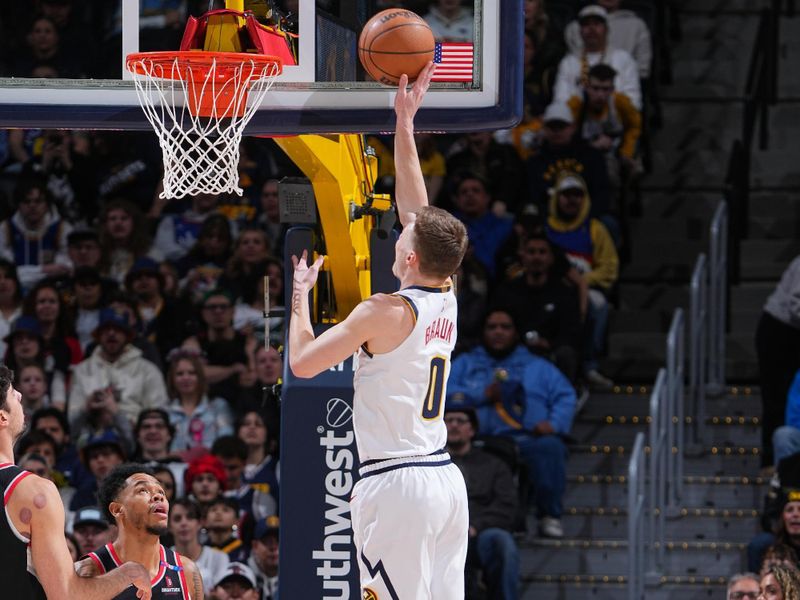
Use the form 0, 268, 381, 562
126, 50, 283, 80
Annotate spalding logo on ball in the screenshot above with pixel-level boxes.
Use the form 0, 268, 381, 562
326, 397, 354, 428
358, 9, 435, 86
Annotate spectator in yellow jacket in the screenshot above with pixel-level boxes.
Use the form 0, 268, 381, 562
567, 63, 642, 184
545, 171, 618, 391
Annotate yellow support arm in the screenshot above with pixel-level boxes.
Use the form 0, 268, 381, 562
273, 134, 379, 320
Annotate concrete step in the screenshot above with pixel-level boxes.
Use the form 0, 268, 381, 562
618, 284, 689, 310
749, 214, 800, 240
581, 389, 760, 417
637, 193, 723, 219
740, 239, 800, 280
555, 506, 760, 542
609, 309, 674, 333
563, 474, 766, 508
628, 218, 709, 246
567, 445, 762, 477
731, 283, 773, 312
520, 579, 725, 600
570, 418, 760, 447
520, 538, 745, 578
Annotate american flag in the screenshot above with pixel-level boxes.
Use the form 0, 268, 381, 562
432, 42, 474, 82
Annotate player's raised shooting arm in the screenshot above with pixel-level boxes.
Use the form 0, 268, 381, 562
20, 476, 152, 600
393, 62, 436, 226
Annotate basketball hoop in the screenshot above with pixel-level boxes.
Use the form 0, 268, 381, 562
126, 51, 282, 199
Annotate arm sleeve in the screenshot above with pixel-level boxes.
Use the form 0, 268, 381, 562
153, 216, 182, 262
615, 52, 642, 110
563, 21, 582, 54
616, 94, 642, 159
446, 357, 485, 407
786, 370, 800, 428
545, 366, 577, 434
553, 56, 579, 105
586, 220, 619, 290
633, 21, 653, 79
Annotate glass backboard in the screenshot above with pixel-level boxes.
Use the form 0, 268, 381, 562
0, 0, 521, 134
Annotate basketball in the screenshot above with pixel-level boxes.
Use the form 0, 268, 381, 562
358, 9, 435, 86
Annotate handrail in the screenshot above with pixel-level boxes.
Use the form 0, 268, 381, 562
647, 368, 668, 580
708, 202, 728, 396
689, 254, 708, 448
725, 1, 781, 275
628, 432, 647, 600
666, 308, 685, 506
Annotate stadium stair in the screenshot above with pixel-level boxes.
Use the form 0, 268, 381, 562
516, 0, 800, 596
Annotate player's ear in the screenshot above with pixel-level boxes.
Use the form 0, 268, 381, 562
109, 500, 123, 521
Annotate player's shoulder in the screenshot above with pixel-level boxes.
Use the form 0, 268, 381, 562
360, 293, 409, 313
11, 470, 58, 500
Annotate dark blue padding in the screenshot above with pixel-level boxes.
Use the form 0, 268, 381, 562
0, 0, 522, 134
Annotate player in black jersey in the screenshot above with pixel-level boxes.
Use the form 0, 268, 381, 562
0, 366, 152, 599
75, 463, 205, 600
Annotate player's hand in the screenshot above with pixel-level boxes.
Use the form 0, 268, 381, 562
120, 561, 152, 600
533, 420, 555, 436
291, 250, 324, 292
395, 61, 436, 123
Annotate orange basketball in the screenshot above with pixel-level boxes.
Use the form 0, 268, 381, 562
358, 9, 435, 86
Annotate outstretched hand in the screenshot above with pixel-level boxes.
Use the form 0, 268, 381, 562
120, 562, 152, 600
292, 250, 325, 292
394, 61, 436, 124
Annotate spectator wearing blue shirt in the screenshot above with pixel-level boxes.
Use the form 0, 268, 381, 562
448, 309, 577, 538
450, 174, 513, 280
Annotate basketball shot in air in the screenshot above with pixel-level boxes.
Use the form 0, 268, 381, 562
358, 9, 436, 86
288, 62, 471, 599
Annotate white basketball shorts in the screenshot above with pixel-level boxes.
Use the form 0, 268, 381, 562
350, 451, 469, 600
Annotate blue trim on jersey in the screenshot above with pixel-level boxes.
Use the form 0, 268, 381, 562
360, 552, 400, 600
406, 285, 452, 293
394, 294, 419, 322
360, 458, 452, 479
360, 448, 448, 468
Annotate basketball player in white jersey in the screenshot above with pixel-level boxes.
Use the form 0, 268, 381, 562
289, 62, 470, 600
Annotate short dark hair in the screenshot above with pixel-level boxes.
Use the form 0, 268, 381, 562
170, 497, 201, 521
31, 407, 70, 437
588, 63, 617, 82
13, 178, 50, 209
134, 408, 175, 439
16, 430, 56, 457
0, 365, 13, 411
204, 495, 239, 515
412, 206, 468, 280
97, 463, 154, 522
211, 435, 248, 461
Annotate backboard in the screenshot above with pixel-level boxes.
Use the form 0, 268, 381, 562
0, 0, 522, 135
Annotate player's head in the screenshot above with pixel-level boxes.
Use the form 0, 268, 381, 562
0, 366, 25, 444
98, 463, 169, 536
393, 206, 467, 283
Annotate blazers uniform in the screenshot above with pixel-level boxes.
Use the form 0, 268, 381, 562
351, 285, 468, 600
0, 464, 45, 600
86, 543, 192, 599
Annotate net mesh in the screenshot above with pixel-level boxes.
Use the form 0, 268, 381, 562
127, 53, 281, 199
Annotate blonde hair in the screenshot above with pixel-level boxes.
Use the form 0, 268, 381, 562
412, 206, 468, 280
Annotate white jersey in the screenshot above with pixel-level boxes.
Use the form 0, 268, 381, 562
353, 284, 458, 461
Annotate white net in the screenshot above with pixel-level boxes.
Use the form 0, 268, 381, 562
127, 53, 281, 199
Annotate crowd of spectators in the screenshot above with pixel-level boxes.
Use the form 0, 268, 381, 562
0, 1, 659, 598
